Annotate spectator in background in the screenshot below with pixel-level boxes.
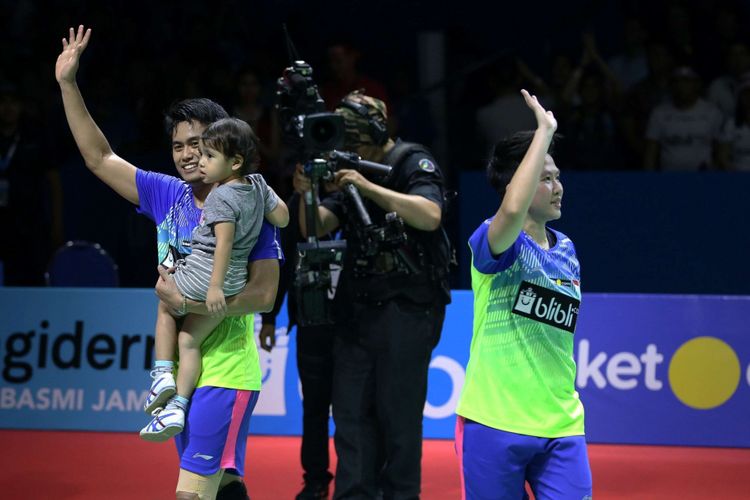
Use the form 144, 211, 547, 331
566, 34, 623, 106
621, 42, 676, 166
475, 57, 536, 154
547, 35, 625, 170
607, 17, 650, 92
532, 53, 579, 122
204, 56, 238, 108
664, 3, 697, 68
515, 57, 559, 108
535, 35, 622, 126
232, 66, 284, 196
319, 41, 389, 112
707, 42, 750, 120
388, 67, 437, 148
717, 76, 750, 171
0, 80, 63, 285
559, 70, 622, 170
644, 66, 726, 171
697, 3, 745, 78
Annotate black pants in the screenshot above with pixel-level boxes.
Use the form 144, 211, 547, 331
297, 324, 336, 484
332, 299, 445, 500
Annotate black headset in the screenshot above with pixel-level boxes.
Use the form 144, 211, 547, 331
338, 98, 389, 146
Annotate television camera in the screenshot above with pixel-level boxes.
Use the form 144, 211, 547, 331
277, 42, 411, 326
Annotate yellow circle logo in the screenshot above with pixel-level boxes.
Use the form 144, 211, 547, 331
668, 337, 741, 410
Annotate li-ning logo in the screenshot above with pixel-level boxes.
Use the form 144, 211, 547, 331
512, 280, 580, 333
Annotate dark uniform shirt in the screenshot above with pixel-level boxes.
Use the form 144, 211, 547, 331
321, 141, 449, 309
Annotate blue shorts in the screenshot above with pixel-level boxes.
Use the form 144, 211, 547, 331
174, 387, 259, 477
456, 417, 592, 500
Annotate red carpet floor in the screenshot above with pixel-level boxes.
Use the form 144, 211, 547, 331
1, 430, 749, 499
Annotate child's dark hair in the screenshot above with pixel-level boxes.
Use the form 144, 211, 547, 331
487, 131, 559, 198
164, 98, 229, 136
201, 118, 260, 175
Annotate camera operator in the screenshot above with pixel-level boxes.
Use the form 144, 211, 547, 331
293, 90, 451, 499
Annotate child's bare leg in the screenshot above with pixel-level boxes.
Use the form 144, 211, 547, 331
140, 313, 223, 442
155, 300, 179, 361
175, 314, 225, 400
142, 301, 180, 414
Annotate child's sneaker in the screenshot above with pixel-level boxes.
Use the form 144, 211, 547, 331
143, 370, 176, 414
139, 404, 185, 442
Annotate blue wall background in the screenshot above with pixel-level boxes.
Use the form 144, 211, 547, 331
457, 171, 750, 294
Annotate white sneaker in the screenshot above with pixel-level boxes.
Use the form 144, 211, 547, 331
143, 370, 176, 414
139, 404, 185, 442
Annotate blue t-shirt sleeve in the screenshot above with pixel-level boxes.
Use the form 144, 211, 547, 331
249, 221, 284, 264
135, 169, 184, 223
468, 219, 522, 274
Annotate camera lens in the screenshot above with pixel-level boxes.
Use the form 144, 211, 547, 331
303, 112, 344, 152
310, 119, 336, 143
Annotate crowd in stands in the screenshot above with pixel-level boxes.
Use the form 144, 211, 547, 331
2, 0, 748, 285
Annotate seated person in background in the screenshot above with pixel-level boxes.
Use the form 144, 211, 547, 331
644, 67, 726, 171
717, 77, 750, 171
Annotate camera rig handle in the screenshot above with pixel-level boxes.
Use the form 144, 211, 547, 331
329, 150, 392, 179
341, 183, 420, 275
343, 183, 373, 228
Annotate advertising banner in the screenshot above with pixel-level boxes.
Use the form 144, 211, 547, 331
1, 289, 747, 446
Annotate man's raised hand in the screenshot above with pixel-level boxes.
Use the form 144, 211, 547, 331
55, 25, 91, 84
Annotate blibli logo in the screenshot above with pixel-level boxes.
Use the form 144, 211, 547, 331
514, 287, 537, 314
512, 281, 580, 333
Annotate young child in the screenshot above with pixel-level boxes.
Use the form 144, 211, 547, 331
139, 117, 288, 441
